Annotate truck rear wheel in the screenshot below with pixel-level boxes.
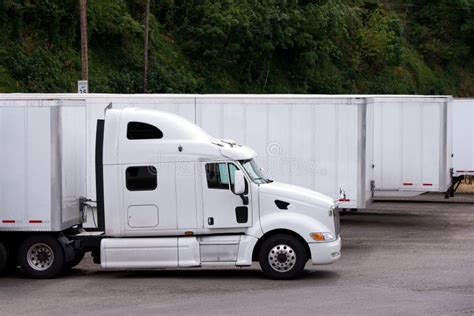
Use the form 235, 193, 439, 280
0, 242, 7, 274
18, 235, 65, 279
258, 234, 307, 280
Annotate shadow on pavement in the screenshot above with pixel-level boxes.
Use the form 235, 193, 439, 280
63, 266, 340, 282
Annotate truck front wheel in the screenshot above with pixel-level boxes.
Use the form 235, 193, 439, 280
258, 234, 307, 280
18, 235, 65, 279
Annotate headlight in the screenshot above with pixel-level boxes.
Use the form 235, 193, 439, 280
310, 232, 335, 242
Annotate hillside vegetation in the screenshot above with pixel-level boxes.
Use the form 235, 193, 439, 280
0, 0, 473, 95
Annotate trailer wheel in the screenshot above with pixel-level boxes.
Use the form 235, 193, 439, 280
18, 235, 65, 279
259, 234, 307, 280
0, 242, 7, 274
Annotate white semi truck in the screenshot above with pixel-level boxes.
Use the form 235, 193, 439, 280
0, 99, 341, 279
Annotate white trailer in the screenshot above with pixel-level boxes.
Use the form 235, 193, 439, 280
452, 99, 474, 177
195, 95, 372, 210
0, 94, 372, 210
371, 96, 453, 196
0, 99, 341, 279
0, 98, 87, 275
68, 94, 371, 210
0, 99, 86, 231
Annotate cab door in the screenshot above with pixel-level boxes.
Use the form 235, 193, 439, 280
202, 162, 252, 229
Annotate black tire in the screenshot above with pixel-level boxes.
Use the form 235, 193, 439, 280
259, 234, 308, 280
18, 235, 65, 279
66, 250, 85, 269
1, 244, 19, 274
6, 246, 19, 272
0, 242, 7, 274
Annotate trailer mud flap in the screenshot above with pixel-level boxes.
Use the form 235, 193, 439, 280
58, 235, 75, 262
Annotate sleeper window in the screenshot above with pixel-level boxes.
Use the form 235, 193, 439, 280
206, 163, 230, 189
127, 122, 163, 140
126, 166, 157, 191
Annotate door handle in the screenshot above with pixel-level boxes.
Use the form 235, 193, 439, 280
208, 217, 214, 225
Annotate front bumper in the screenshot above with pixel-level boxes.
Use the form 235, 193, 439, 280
309, 236, 341, 265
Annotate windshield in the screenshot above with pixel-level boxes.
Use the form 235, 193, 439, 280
240, 159, 271, 184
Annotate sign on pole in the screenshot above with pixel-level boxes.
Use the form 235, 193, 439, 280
78, 80, 88, 94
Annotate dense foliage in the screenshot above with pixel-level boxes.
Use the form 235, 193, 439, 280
0, 0, 473, 95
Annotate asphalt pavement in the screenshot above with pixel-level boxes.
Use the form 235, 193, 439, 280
1, 198, 473, 315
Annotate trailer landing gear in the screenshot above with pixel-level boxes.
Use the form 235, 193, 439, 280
446, 175, 464, 199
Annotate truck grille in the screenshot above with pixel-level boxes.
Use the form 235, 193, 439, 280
334, 207, 340, 237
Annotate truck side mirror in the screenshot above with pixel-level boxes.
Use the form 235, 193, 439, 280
233, 170, 246, 195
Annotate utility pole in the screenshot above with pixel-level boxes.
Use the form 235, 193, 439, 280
143, 0, 151, 93
80, 0, 89, 82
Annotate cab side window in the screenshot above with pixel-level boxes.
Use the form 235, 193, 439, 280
127, 122, 163, 140
206, 163, 230, 189
126, 166, 157, 191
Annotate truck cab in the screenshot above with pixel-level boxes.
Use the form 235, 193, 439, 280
96, 108, 341, 279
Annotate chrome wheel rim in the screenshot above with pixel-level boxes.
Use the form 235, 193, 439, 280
268, 244, 296, 273
27, 243, 54, 271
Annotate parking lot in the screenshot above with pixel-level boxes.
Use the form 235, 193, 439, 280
1, 196, 473, 315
